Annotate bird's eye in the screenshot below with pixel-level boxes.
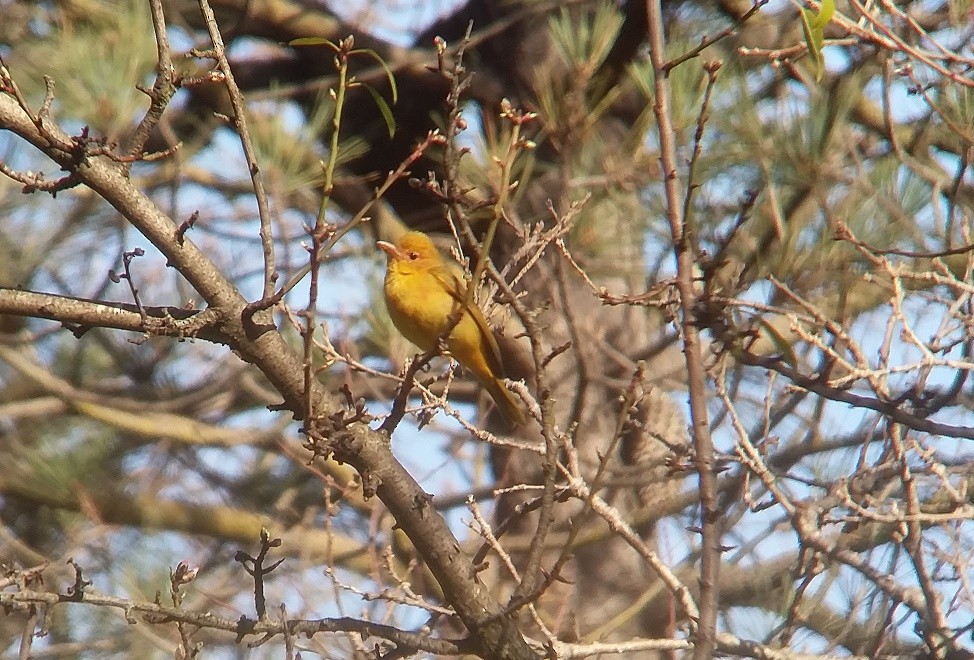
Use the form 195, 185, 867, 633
408, 251, 419, 260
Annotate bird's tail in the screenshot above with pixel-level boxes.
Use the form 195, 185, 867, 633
485, 377, 527, 427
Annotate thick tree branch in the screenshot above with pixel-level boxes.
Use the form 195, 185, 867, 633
0, 88, 538, 660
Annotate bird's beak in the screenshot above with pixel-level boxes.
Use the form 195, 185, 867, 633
376, 240, 400, 260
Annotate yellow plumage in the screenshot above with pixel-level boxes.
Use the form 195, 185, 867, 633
378, 231, 526, 426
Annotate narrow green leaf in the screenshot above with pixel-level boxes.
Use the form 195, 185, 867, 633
359, 82, 397, 138
289, 36, 338, 50
756, 317, 800, 369
351, 48, 398, 104
800, 7, 825, 81
811, 0, 835, 29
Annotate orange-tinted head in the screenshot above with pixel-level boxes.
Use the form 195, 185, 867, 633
377, 231, 443, 274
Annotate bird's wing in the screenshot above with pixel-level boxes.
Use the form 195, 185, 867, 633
433, 268, 507, 378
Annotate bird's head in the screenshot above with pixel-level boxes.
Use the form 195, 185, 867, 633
376, 231, 443, 275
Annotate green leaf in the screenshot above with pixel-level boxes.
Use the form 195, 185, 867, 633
810, 0, 835, 28
800, 0, 834, 82
351, 48, 398, 104
359, 82, 397, 138
289, 36, 338, 49
755, 317, 800, 369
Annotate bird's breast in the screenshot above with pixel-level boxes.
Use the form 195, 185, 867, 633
384, 270, 459, 351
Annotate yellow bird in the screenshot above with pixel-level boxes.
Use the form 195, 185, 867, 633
377, 231, 527, 426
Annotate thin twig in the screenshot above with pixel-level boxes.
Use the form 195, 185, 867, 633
196, 0, 277, 298
645, 0, 719, 654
